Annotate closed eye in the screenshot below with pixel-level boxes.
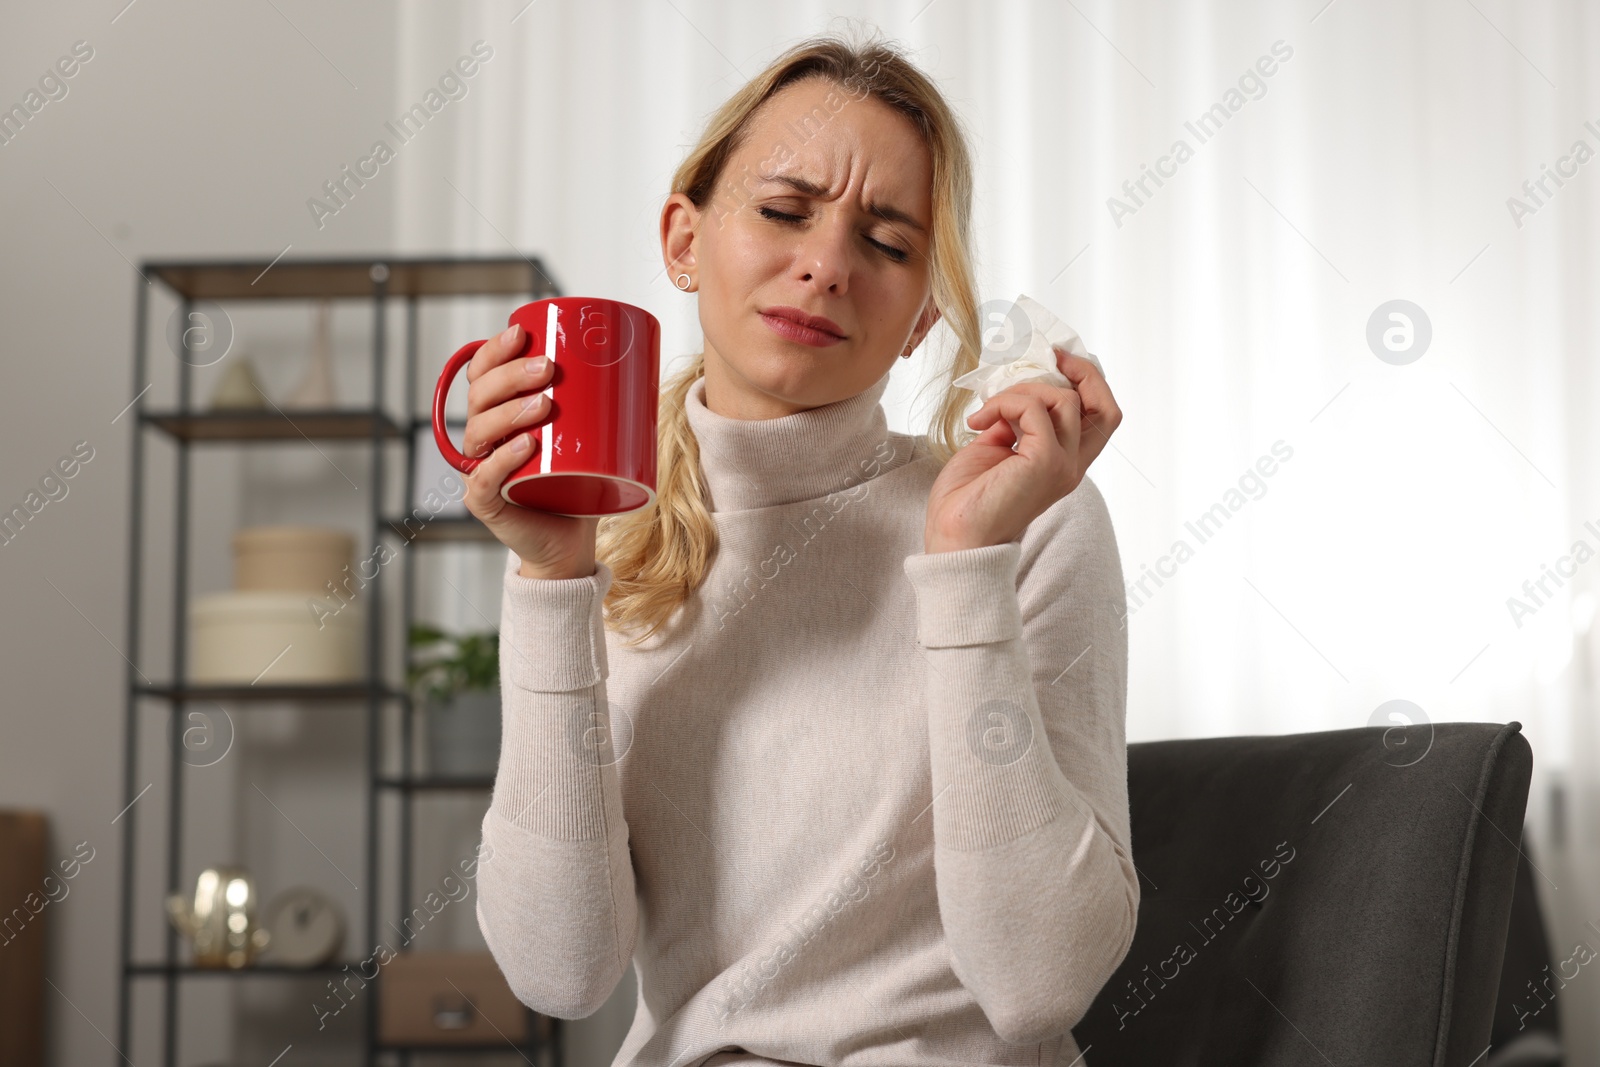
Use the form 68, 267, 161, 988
757, 206, 911, 264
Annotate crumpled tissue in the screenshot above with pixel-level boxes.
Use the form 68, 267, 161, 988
952, 293, 1103, 404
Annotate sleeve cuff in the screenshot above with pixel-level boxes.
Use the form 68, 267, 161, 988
901, 542, 1023, 648
500, 548, 614, 692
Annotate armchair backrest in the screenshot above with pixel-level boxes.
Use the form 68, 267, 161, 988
1073, 721, 1533, 1066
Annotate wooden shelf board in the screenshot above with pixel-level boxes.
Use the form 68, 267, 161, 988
137, 683, 403, 702
127, 961, 355, 976
375, 1042, 539, 1053
386, 515, 498, 543
377, 776, 494, 792
142, 408, 407, 442
145, 255, 559, 301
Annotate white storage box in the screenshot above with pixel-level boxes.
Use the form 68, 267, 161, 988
232, 526, 354, 594
190, 590, 364, 684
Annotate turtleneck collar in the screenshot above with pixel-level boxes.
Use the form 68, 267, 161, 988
683, 368, 900, 513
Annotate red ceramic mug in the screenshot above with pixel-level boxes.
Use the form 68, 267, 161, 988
432, 296, 660, 517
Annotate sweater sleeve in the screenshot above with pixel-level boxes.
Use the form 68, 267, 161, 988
473, 548, 638, 1019
900, 474, 1137, 1046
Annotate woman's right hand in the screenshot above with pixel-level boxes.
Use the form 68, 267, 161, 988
460, 323, 600, 580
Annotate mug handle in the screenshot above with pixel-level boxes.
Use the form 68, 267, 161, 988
432, 339, 489, 473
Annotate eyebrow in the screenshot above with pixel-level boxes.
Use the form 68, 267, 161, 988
758, 173, 928, 235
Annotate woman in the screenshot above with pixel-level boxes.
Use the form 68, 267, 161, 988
462, 28, 1134, 1067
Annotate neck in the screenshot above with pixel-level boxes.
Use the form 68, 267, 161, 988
683, 369, 899, 512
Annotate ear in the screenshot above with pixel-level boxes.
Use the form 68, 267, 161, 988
909, 301, 941, 350
661, 192, 701, 278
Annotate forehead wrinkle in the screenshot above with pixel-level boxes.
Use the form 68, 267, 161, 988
755, 165, 929, 236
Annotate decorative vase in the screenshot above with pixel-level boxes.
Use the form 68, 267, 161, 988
287, 300, 338, 408
425, 689, 501, 777
209, 354, 269, 410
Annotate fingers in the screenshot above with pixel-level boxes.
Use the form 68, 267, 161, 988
463, 323, 556, 462
463, 430, 535, 513
967, 388, 1077, 463
466, 324, 531, 410
1054, 349, 1101, 388
463, 391, 552, 464
1055, 349, 1122, 439
971, 416, 1019, 451
463, 369, 554, 462
970, 384, 1079, 447
1009, 394, 1069, 462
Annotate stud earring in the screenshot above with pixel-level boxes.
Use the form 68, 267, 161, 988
675, 273, 691, 291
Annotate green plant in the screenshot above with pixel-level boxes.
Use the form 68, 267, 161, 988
407, 623, 499, 706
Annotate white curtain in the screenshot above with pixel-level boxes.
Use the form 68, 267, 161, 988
393, 0, 1600, 1059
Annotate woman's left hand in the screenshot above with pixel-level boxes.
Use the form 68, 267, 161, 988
924, 348, 1121, 553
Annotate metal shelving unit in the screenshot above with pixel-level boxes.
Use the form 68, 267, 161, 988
116, 255, 565, 1067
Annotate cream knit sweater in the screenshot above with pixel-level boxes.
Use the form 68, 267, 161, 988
475, 367, 1137, 1067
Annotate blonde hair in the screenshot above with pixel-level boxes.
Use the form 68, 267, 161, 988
597, 24, 985, 647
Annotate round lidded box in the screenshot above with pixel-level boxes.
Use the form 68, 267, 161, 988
233, 526, 354, 594
190, 592, 364, 684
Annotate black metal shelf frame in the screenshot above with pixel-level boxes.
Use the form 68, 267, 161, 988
116, 255, 563, 1067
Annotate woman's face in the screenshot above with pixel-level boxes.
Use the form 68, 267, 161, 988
661, 76, 939, 420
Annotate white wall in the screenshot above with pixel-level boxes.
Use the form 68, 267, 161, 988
0, 3, 611, 1064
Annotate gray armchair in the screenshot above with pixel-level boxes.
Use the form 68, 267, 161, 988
1073, 721, 1533, 1066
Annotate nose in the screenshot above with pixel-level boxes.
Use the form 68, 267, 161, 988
794, 212, 852, 295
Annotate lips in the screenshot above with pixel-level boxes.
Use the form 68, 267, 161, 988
761, 306, 845, 339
